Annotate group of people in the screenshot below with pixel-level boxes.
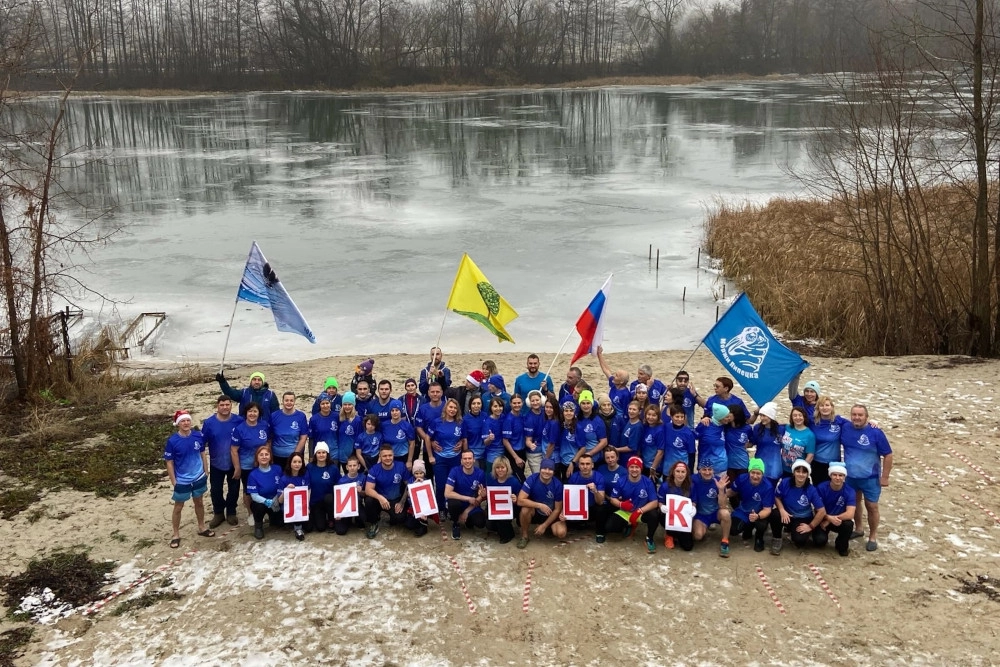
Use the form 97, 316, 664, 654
163, 349, 893, 557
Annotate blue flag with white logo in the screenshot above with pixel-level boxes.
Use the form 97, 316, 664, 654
236, 241, 316, 343
701, 293, 808, 406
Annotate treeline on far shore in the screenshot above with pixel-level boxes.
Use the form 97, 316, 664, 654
704, 184, 990, 358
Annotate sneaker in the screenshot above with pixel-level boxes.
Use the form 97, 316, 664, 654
838, 547, 850, 557
622, 524, 633, 539
253, 526, 264, 540
226, 515, 239, 526
645, 537, 656, 554
770, 538, 783, 555
754, 537, 765, 552
499, 535, 513, 545
209, 514, 226, 529
664, 535, 675, 549
719, 541, 730, 558
366, 523, 379, 539
294, 526, 305, 541
452, 523, 461, 540
595, 535, 606, 544
517, 537, 529, 549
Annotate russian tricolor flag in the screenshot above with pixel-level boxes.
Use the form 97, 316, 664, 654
570, 275, 613, 364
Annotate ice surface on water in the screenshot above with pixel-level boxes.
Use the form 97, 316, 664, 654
48, 83, 835, 360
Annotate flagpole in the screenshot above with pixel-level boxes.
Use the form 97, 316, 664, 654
434, 308, 448, 351
220, 242, 256, 374
543, 325, 577, 392
219, 299, 239, 374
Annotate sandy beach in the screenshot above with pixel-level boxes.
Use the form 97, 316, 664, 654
2, 348, 999, 665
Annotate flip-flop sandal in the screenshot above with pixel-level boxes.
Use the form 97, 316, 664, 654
197, 529, 216, 537
866, 540, 878, 552
169, 538, 181, 548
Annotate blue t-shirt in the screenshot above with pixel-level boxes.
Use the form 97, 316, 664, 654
163, 431, 207, 485
681, 388, 697, 427
354, 430, 384, 458
630, 379, 668, 404
481, 416, 506, 464
660, 422, 696, 473
381, 420, 415, 458
815, 481, 856, 515
268, 409, 307, 458
780, 427, 816, 474
280, 472, 308, 490
703, 394, 751, 420
486, 474, 523, 498
336, 414, 362, 462
502, 413, 526, 453
567, 470, 606, 506
311, 392, 343, 415
540, 419, 561, 456
695, 421, 728, 472
354, 397, 374, 420
613, 417, 643, 459
723, 424, 752, 471
446, 466, 486, 498
657, 481, 690, 504
611, 474, 657, 508
231, 420, 270, 470
462, 411, 487, 457
306, 463, 340, 498
371, 399, 395, 424
597, 464, 626, 496
791, 395, 817, 423
522, 410, 546, 452
640, 423, 665, 468
577, 414, 608, 460
430, 418, 465, 461
521, 473, 564, 515
691, 475, 723, 516
365, 462, 408, 501
308, 412, 338, 449
840, 424, 892, 480
415, 401, 445, 434
730, 474, 775, 522
774, 478, 824, 519
201, 413, 243, 470
751, 423, 786, 481
810, 416, 848, 463
246, 465, 282, 501
513, 373, 554, 404
607, 379, 633, 416
556, 421, 582, 465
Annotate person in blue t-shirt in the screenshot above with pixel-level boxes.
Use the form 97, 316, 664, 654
670, 370, 700, 428
445, 451, 487, 539
430, 398, 466, 512
565, 454, 609, 541
355, 414, 384, 471
787, 373, 821, 422
278, 452, 309, 541
654, 405, 696, 476
268, 392, 308, 469
690, 460, 733, 556
555, 402, 583, 480
306, 442, 340, 533
780, 407, 816, 476
164, 410, 213, 548
517, 458, 568, 548
481, 397, 507, 467
363, 446, 421, 538
606, 456, 660, 553
658, 461, 695, 552
463, 396, 487, 467
502, 395, 527, 475
751, 402, 785, 482
522, 390, 547, 475
230, 402, 270, 526
597, 448, 626, 494
695, 403, 730, 474
486, 457, 522, 544
810, 396, 849, 485
840, 404, 893, 552
596, 345, 633, 417
726, 458, 775, 552
308, 398, 338, 461
612, 401, 643, 461
414, 383, 446, 477
630, 362, 668, 405
770, 459, 826, 554
201, 396, 243, 529
246, 446, 284, 540
371, 380, 396, 424
723, 406, 752, 482
333, 456, 366, 535
639, 405, 667, 475
310, 377, 343, 415
353, 380, 375, 420
337, 393, 363, 471
512, 354, 554, 409
698, 376, 750, 421
381, 400, 416, 465
815, 462, 857, 556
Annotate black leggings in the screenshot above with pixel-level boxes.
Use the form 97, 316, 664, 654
816, 519, 855, 554
770, 513, 824, 547
605, 508, 659, 540
665, 529, 695, 550
732, 516, 770, 540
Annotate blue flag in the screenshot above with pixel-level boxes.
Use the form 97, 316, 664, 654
701, 293, 808, 406
236, 241, 316, 343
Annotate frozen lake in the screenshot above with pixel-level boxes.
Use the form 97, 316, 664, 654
49, 79, 833, 361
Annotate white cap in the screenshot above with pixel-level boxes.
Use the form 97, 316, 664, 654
314, 441, 330, 454
759, 402, 778, 420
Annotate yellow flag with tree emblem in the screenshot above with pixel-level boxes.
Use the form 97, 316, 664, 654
446, 254, 518, 343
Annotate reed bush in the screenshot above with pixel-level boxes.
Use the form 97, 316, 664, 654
704, 184, 981, 356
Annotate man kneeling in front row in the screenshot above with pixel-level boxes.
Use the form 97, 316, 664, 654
516, 458, 568, 549
364, 445, 424, 538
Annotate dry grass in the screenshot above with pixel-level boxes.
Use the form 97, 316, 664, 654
704, 184, 982, 356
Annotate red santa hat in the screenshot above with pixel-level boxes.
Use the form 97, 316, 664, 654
173, 410, 192, 425
467, 369, 486, 385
